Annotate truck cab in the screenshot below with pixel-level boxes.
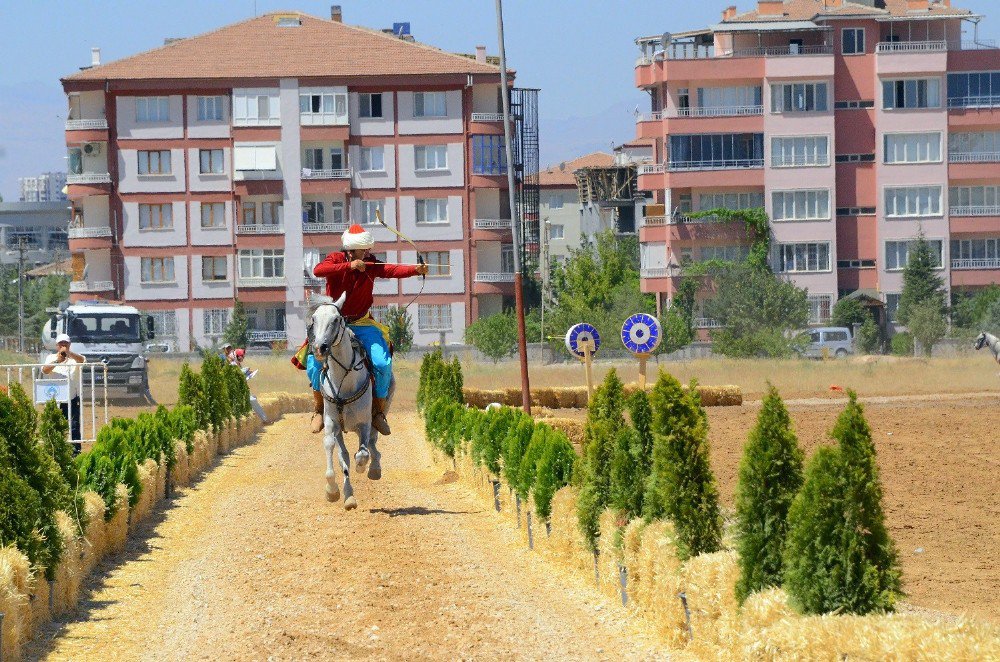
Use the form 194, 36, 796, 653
42, 301, 154, 400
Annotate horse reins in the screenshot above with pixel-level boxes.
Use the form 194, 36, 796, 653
315, 302, 372, 431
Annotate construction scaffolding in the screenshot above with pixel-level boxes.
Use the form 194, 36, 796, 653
574, 163, 640, 234
511, 88, 540, 275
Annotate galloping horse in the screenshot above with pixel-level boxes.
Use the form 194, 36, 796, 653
974, 331, 1000, 366
308, 292, 394, 510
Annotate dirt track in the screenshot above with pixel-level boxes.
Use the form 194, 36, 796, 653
26, 413, 666, 661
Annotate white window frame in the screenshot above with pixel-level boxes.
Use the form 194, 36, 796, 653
885, 239, 944, 271
138, 203, 172, 231
232, 89, 280, 126
359, 93, 384, 119
882, 78, 942, 110
238, 249, 285, 279
201, 256, 228, 282
418, 251, 451, 277
884, 186, 943, 218
359, 147, 385, 173
203, 309, 229, 338
148, 310, 177, 338
418, 303, 452, 331
140, 257, 176, 284
138, 150, 172, 175
413, 91, 447, 118
698, 192, 765, 211
883, 132, 942, 164
771, 136, 830, 167
299, 88, 348, 125
770, 82, 829, 113
414, 145, 448, 171
415, 198, 449, 225
199, 149, 225, 174
200, 202, 226, 229
949, 185, 1000, 214
549, 194, 564, 209
136, 96, 170, 122
197, 96, 225, 121
549, 224, 565, 240
771, 189, 831, 221
233, 145, 277, 172
303, 201, 325, 224
329, 201, 345, 224
777, 242, 831, 273
842, 28, 865, 55
361, 199, 385, 225
808, 295, 834, 324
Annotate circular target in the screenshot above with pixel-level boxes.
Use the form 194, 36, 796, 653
565, 323, 601, 359
621, 313, 662, 355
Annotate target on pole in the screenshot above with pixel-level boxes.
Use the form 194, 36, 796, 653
565, 323, 601, 358
621, 313, 662, 355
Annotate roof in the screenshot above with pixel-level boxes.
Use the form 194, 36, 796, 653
64, 12, 500, 82
725, 0, 973, 24
26, 259, 71, 279
538, 152, 614, 187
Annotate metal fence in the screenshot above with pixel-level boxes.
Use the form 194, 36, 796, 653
1, 362, 110, 446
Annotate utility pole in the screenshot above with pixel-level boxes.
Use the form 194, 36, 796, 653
496, 0, 531, 414
16, 237, 27, 353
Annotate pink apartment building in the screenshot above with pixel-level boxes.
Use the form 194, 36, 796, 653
62, 10, 521, 351
634, 0, 1000, 332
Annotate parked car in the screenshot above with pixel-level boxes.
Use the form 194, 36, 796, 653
801, 326, 854, 359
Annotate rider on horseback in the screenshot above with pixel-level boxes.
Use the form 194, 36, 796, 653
310, 224, 427, 436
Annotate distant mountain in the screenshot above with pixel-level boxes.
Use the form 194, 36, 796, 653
538, 98, 643, 168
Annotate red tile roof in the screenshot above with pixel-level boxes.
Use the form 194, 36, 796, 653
64, 12, 500, 82
539, 152, 614, 187
727, 0, 973, 23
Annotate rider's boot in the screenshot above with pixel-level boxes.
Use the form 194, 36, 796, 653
310, 389, 324, 434
372, 397, 391, 436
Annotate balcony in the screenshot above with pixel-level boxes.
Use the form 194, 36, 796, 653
67, 172, 111, 185
69, 280, 114, 293
474, 272, 515, 283
638, 164, 665, 175
473, 218, 513, 230
952, 258, 1000, 270
65, 118, 108, 130
471, 112, 505, 122
302, 222, 348, 234
673, 105, 763, 118
876, 40, 947, 53
950, 206, 1000, 217
641, 216, 667, 227
301, 168, 350, 180
237, 276, 286, 288
234, 169, 280, 181
668, 159, 764, 172
248, 330, 287, 342
949, 152, 1000, 163
237, 224, 284, 235
303, 275, 325, 288
68, 226, 112, 239
695, 318, 723, 329
637, 111, 664, 122
640, 267, 673, 278
948, 96, 1000, 109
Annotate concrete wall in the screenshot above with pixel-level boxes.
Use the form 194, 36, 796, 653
118, 148, 185, 193
115, 95, 183, 139
399, 195, 464, 241
121, 201, 187, 247
396, 90, 463, 135
397, 142, 465, 188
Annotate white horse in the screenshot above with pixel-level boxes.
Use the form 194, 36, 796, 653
975, 331, 1000, 365
308, 293, 394, 510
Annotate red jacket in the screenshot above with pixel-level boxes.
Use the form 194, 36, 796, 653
313, 252, 419, 319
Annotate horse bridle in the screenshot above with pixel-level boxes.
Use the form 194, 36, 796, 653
311, 301, 371, 430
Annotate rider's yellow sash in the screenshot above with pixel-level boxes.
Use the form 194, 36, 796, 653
350, 313, 392, 347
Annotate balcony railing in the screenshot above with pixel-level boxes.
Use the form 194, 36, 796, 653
949, 152, 1000, 163
67, 173, 111, 185
471, 112, 506, 122
638, 164, 666, 175
68, 226, 112, 239
876, 40, 947, 53
695, 318, 723, 329
303, 276, 325, 288
300, 168, 350, 180
771, 156, 831, 168
637, 111, 664, 122
473, 218, 513, 230
237, 276, 286, 288
69, 280, 114, 293
640, 267, 672, 278
952, 258, 1000, 270
234, 169, 280, 181
729, 44, 833, 58
474, 272, 516, 283
668, 159, 764, 171
642, 215, 667, 227
248, 330, 288, 342
948, 96, 1000, 109
950, 206, 1000, 217
302, 222, 348, 234
237, 224, 284, 235
674, 105, 764, 118
65, 118, 108, 130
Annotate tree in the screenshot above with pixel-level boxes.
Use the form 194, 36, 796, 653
705, 263, 810, 358
734, 385, 804, 604
533, 431, 577, 521
857, 316, 881, 354
384, 305, 413, 356
981, 296, 1000, 334
951, 285, 1000, 330
908, 299, 947, 356
465, 312, 517, 363
832, 297, 870, 329
896, 233, 946, 327
660, 306, 693, 355
223, 300, 250, 348
577, 369, 627, 549
783, 392, 902, 615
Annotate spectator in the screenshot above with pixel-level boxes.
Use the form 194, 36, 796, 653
235, 348, 257, 380
42, 333, 87, 453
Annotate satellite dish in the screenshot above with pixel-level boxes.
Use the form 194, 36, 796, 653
661, 32, 672, 47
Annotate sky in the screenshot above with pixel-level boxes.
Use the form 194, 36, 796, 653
1, 0, 999, 200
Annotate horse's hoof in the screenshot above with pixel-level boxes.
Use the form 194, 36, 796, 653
344, 496, 358, 510
367, 462, 382, 481
355, 450, 370, 473
326, 485, 341, 502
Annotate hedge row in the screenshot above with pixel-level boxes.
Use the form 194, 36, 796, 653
462, 383, 742, 410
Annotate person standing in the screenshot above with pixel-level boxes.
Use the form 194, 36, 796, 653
42, 333, 87, 452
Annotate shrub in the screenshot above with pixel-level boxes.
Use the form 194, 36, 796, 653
39, 399, 77, 496
609, 425, 642, 519
858, 316, 881, 354
178, 362, 210, 430
908, 299, 947, 356
577, 369, 627, 550
734, 385, 804, 604
515, 424, 549, 501
200, 354, 232, 433
222, 300, 250, 349
0, 462, 46, 570
385, 305, 414, 356
168, 405, 198, 454
77, 425, 142, 517
532, 431, 578, 520
465, 312, 518, 363
832, 297, 870, 329
502, 415, 534, 492
225, 364, 252, 421
659, 306, 693, 355
783, 392, 902, 615
473, 407, 512, 476
890, 331, 914, 357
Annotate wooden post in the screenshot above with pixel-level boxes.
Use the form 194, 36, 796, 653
637, 353, 649, 390
581, 339, 595, 402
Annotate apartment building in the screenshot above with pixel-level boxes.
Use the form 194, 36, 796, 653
0, 202, 70, 267
61, 10, 523, 350
19, 172, 68, 202
538, 152, 614, 264
634, 0, 1000, 332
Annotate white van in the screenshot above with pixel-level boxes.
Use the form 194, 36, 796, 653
802, 326, 854, 359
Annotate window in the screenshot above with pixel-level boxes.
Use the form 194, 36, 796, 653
359, 147, 385, 172
140, 257, 175, 283
771, 136, 830, 167
836, 207, 877, 216
138, 150, 171, 175
303, 148, 324, 170
472, 135, 507, 175
777, 243, 831, 273
885, 239, 943, 271
842, 28, 865, 55
329, 201, 345, 224
299, 91, 347, 122
884, 186, 942, 217
68, 148, 82, 175
837, 259, 877, 268
414, 145, 448, 171
200, 202, 225, 228
549, 194, 564, 209
239, 249, 285, 278
884, 133, 941, 164
369, 305, 390, 325
808, 295, 833, 324
244, 201, 283, 226
501, 244, 515, 273
418, 251, 451, 277
248, 307, 286, 332
771, 190, 831, 221
667, 133, 764, 169
138, 203, 172, 230
418, 303, 452, 331
233, 90, 279, 125
233, 145, 277, 171
359, 93, 383, 118
698, 192, 765, 211
834, 99, 875, 109
549, 224, 565, 240
202, 256, 228, 282
136, 97, 170, 122
330, 147, 345, 170
203, 309, 229, 338
197, 96, 224, 121
700, 245, 749, 262
199, 149, 225, 174
415, 198, 448, 224
882, 78, 941, 109
835, 153, 876, 163
770, 83, 829, 113
303, 201, 324, 224
694, 86, 762, 114
951, 237, 1000, 263
885, 293, 900, 323
148, 311, 177, 338
361, 199, 385, 225
948, 185, 1000, 214
949, 131, 1000, 162
413, 91, 447, 117
947, 72, 1000, 108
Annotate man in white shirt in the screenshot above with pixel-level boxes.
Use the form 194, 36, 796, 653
42, 333, 87, 452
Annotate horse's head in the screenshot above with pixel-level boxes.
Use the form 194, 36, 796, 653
975, 332, 988, 350
307, 291, 347, 360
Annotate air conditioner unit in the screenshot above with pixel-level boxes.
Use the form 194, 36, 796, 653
83, 142, 102, 156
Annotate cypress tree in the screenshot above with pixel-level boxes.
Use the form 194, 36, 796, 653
533, 431, 578, 521
644, 372, 722, 560
502, 415, 534, 490
734, 385, 804, 604
609, 425, 642, 518
896, 232, 946, 326
178, 362, 210, 431
784, 392, 902, 614
577, 369, 626, 549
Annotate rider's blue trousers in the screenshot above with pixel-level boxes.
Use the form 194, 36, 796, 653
306, 325, 392, 399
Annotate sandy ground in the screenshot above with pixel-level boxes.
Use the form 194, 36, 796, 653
26, 412, 667, 661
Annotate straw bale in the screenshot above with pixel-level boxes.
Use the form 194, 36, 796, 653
596, 509, 625, 602
29, 572, 51, 631
51, 511, 83, 615
620, 518, 648, 608
545, 487, 591, 573
0, 546, 31, 660
105, 484, 129, 555
534, 388, 560, 409
695, 385, 742, 407
636, 521, 688, 648
553, 387, 580, 409
682, 550, 740, 650
80, 491, 106, 576
543, 419, 584, 448
131, 459, 158, 526
171, 440, 190, 488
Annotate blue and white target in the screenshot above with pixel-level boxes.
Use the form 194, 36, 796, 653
565, 323, 601, 358
621, 313, 661, 355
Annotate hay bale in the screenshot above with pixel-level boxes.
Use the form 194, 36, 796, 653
621, 518, 648, 609
29, 572, 51, 631
131, 459, 159, 526
695, 385, 742, 407
0, 546, 31, 660
637, 521, 688, 648
596, 509, 626, 602
545, 487, 591, 574
544, 419, 584, 448
172, 440, 190, 488
106, 484, 129, 555
80, 491, 106, 576
553, 387, 580, 409
535, 388, 560, 409
682, 550, 740, 651
51, 511, 83, 615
